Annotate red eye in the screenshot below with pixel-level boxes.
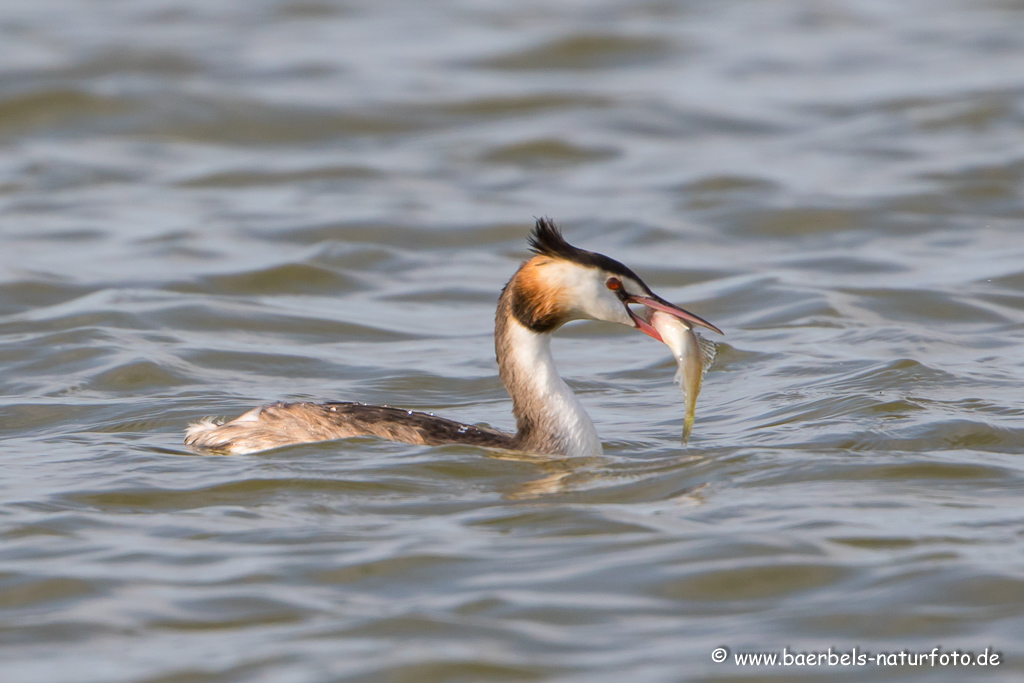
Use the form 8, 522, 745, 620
606, 277, 622, 291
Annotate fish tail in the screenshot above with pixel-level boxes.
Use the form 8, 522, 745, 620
682, 411, 694, 444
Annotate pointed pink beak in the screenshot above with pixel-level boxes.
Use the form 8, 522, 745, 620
625, 294, 723, 342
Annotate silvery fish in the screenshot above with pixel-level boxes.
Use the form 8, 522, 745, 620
649, 309, 717, 443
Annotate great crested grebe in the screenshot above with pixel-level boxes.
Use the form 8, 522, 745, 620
185, 219, 721, 456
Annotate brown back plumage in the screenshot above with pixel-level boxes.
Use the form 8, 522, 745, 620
185, 402, 514, 454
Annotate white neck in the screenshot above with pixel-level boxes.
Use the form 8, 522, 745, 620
498, 316, 603, 457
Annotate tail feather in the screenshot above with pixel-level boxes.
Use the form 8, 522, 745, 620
183, 407, 284, 454
184, 417, 238, 453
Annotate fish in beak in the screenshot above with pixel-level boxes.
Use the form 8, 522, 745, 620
625, 293, 723, 342
649, 309, 717, 443
622, 291, 720, 443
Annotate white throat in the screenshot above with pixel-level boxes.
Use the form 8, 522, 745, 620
502, 317, 603, 457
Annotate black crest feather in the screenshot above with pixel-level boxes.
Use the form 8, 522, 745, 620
526, 217, 649, 288
529, 217, 577, 260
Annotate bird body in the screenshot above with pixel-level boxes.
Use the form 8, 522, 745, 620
185, 219, 720, 455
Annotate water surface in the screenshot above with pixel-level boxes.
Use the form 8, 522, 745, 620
3, 1, 1024, 681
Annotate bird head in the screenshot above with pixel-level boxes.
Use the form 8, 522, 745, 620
504, 218, 722, 341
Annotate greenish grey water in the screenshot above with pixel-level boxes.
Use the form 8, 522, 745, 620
2, 1, 1024, 681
